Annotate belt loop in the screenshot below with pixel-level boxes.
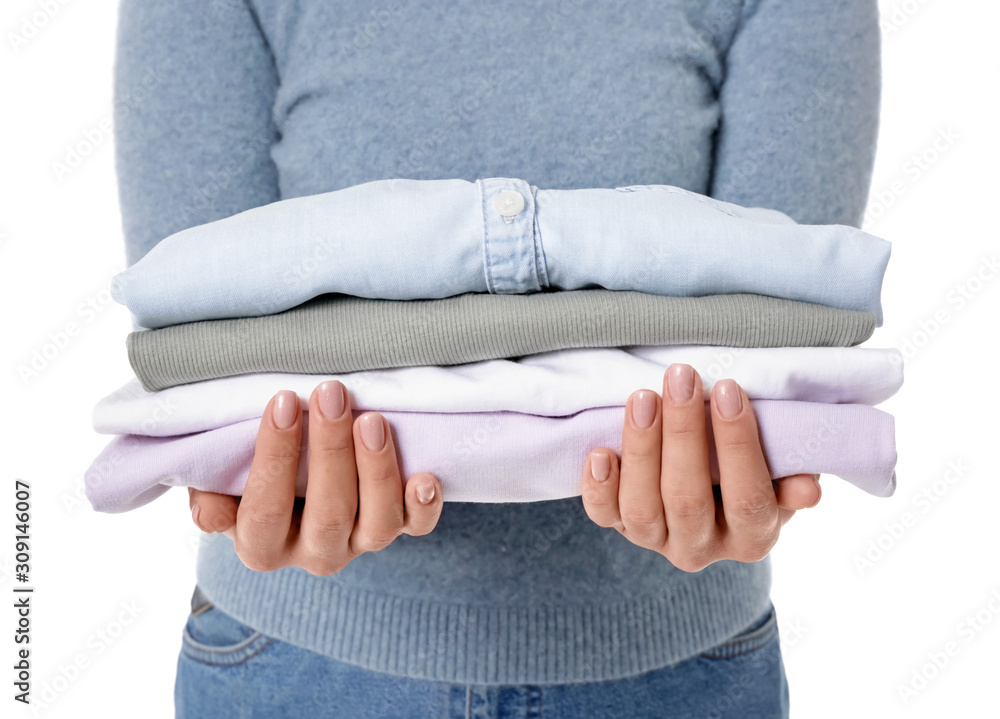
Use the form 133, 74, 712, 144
190, 584, 214, 616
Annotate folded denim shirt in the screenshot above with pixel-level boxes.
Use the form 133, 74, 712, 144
111, 178, 892, 329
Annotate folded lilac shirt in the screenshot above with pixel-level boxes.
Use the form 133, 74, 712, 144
85, 400, 897, 513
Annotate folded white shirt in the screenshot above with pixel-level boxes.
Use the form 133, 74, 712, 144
93, 345, 903, 437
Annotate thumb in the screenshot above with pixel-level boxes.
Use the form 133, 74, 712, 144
189, 487, 239, 534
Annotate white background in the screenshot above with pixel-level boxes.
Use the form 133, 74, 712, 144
1, 0, 997, 717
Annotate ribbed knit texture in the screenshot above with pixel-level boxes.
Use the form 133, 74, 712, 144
127, 291, 876, 391
196, 530, 772, 685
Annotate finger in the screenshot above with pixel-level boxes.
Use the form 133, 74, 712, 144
235, 390, 301, 571
350, 412, 405, 555
400, 472, 444, 537
618, 390, 667, 549
774, 474, 822, 511
189, 488, 238, 534
711, 380, 780, 562
580, 448, 624, 531
660, 365, 718, 558
778, 507, 797, 528
295, 381, 359, 574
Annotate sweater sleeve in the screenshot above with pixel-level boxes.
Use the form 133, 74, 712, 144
113, 0, 281, 267
708, 0, 882, 228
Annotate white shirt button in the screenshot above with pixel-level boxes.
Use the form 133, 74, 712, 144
494, 190, 525, 217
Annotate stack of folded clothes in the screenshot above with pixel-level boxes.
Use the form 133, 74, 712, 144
85, 178, 902, 512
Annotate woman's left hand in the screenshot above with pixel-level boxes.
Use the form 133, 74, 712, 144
579, 364, 821, 572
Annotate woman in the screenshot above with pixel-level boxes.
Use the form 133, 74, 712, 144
113, 0, 879, 716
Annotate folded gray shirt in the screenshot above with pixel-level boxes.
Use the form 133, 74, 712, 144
126, 290, 876, 391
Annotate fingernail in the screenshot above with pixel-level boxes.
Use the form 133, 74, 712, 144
317, 381, 345, 419
666, 364, 695, 403
360, 413, 385, 452
416, 482, 435, 504
715, 380, 743, 419
591, 452, 610, 482
273, 390, 298, 429
191, 504, 201, 528
631, 390, 657, 429
811, 474, 821, 489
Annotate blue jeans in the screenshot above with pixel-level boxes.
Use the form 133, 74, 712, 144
175, 586, 789, 718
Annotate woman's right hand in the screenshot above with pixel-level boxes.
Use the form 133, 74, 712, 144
188, 380, 443, 575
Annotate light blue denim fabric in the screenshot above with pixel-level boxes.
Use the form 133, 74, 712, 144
175, 587, 788, 718
112, 176, 890, 329
113, 0, 881, 689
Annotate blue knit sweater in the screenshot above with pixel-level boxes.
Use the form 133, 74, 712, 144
113, 0, 880, 685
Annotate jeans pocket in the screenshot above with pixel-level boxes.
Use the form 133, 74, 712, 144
697, 602, 779, 660
180, 587, 273, 667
